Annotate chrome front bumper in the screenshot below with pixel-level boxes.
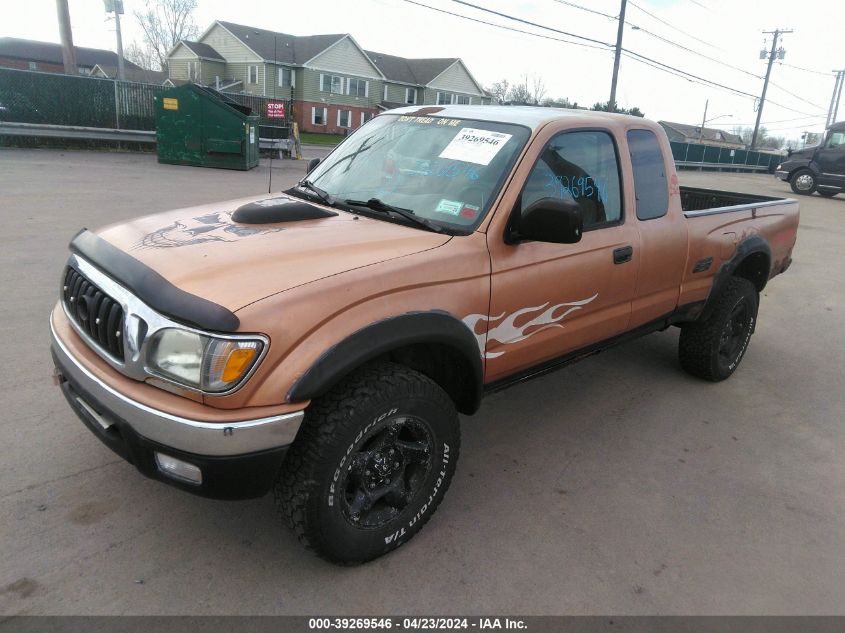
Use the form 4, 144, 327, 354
51, 317, 305, 457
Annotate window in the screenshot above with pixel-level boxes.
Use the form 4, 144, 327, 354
312, 107, 327, 126
338, 110, 351, 128
278, 67, 293, 88
247, 65, 258, 84
383, 84, 388, 101
455, 95, 470, 105
437, 92, 452, 105
520, 130, 622, 230
826, 131, 845, 148
28, 61, 37, 70
361, 111, 374, 125
627, 129, 668, 220
321, 74, 344, 94
188, 61, 199, 81
347, 78, 368, 97
405, 88, 417, 104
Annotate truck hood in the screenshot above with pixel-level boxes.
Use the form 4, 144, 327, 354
94, 193, 451, 312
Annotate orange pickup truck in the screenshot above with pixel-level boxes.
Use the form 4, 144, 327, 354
50, 105, 799, 563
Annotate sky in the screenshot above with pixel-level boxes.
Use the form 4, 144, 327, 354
4, 0, 844, 144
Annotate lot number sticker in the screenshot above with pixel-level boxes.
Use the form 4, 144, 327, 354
439, 128, 512, 165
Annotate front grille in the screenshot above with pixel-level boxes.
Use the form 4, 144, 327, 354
62, 266, 125, 361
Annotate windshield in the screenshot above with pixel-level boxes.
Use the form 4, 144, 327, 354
304, 114, 531, 232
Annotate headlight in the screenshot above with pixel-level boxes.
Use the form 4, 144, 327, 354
147, 328, 264, 393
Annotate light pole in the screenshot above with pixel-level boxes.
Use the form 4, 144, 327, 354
697, 99, 733, 142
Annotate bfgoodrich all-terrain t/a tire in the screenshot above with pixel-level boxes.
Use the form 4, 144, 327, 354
678, 277, 759, 382
274, 362, 460, 564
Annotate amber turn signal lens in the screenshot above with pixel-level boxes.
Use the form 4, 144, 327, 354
222, 348, 258, 382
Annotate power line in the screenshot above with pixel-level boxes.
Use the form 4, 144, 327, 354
547, 0, 768, 84
777, 62, 835, 77
397, 0, 613, 52
627, 0, 720, 49
449, 0, 759, 100
626, 22, 762, 79
451, 0, 613, 48
401, 0, 822, 117
621, 48, 758, 98
548, 0, 616, 20
767, 81, 828, 112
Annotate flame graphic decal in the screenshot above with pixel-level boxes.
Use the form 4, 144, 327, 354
463, 294, 598, 359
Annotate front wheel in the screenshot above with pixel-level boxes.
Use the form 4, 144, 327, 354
679, 277, 759, 381
275, 362, 460, 564
789, 168, 817, 195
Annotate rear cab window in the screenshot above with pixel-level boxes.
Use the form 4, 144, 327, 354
628, 129, 669, 220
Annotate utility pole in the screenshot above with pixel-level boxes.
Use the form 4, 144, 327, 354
825, 72, 841, 129
113, 1, 126, 81
55, 0, 77, 75
750, 28, 792, 150
608, 0, 627, 112
832, 69, 845, 125
698, 99, 708, 142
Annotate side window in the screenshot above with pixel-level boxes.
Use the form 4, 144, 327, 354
827, 132, 845, 148
520, 130, 622, 230
628, 129, 668, 220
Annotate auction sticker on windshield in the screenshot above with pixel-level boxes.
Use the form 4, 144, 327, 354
439, 128, 513, 165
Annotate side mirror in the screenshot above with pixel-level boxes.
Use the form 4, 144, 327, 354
510, 197, 583, 244
307, 158, 321, 173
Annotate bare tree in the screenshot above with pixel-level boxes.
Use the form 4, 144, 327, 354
529, 74, 547, 105
487, 79, 510, 104
134, 0, 200, 71
124, 41, 157, 70
507, 77, 531, 104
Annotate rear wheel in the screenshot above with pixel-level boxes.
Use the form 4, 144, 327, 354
679, 277, 759, 381
789, 168, 817, 195
275, 362, 460, 564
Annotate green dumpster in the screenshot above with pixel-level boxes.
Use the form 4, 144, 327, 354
155, 84, 259, 170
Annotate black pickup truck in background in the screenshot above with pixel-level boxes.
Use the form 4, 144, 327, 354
775, 121, 845, 197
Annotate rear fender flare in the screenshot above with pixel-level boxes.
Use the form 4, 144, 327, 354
701, 235, 770, 321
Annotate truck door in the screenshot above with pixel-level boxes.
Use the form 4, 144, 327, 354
815, 130, 845, 188
482, 128, 640, 382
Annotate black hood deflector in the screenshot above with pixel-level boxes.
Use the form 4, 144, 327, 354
232, 195, 337, 224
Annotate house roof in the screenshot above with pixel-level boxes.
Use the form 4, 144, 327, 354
659, 120, 744, 145
180, 40, 224, 61
92, 64, 168, 84
365, 50, 457, 85
215, 21, 346, 64
0, 37, 142, 70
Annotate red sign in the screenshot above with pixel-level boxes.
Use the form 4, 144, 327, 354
267, 102, 286, 119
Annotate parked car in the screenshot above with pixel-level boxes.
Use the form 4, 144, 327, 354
50, 105, 799, 564
775, 121, 845, 196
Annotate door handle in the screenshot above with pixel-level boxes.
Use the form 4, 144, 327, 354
613, 245, 633, 264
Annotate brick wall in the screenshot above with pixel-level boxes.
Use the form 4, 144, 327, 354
0, 57, 66, 73
295, 100, 378, 135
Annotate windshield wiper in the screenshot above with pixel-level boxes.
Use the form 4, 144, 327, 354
295, 179, 335, 206
344, 198, 443, 233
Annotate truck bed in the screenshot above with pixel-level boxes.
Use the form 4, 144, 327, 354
680, 186, 788, 214
677, 186, 800, 310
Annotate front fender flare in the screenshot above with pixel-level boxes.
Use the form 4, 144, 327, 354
287, 311, 483, 413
